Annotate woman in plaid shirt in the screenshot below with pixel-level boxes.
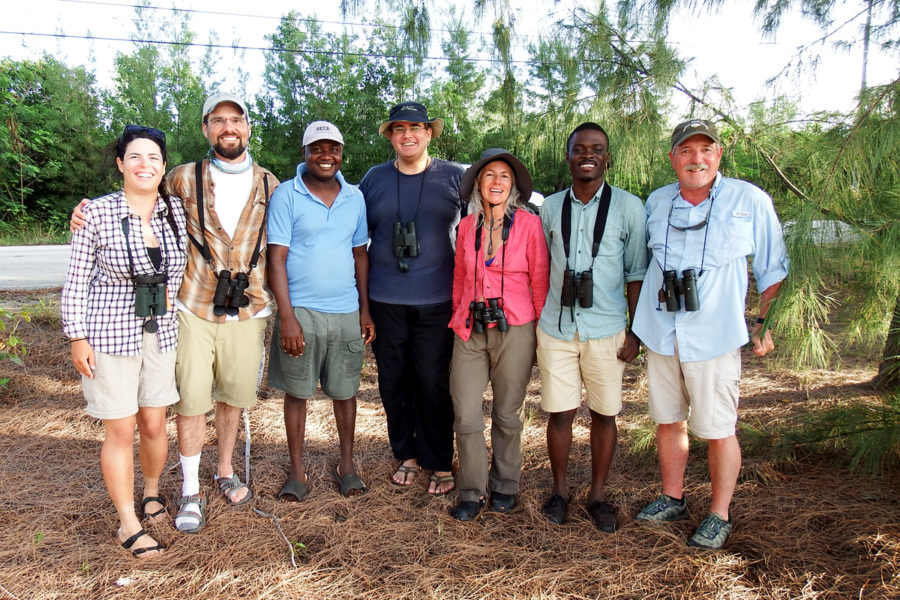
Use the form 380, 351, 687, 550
61, 126, 187, 558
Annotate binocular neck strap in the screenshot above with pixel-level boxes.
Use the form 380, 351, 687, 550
472, 213, 512, 324
120, 211, 171, 280
394, 167, 427, 227
561, 182, 611, 272
186, 160, 270, 276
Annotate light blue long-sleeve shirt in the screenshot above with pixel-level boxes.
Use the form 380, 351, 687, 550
633, 173, 789, 362
538, 183, 648, 341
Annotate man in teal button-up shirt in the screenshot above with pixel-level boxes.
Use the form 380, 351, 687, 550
536, 122, 647, 532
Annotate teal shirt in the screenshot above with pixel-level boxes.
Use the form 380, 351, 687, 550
538, 182, 648, 340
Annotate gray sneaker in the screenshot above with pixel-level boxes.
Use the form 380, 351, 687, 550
635, 494, 688, 522
687, 512, 732, 549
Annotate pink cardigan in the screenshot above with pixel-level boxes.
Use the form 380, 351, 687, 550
450, 209, 550, 341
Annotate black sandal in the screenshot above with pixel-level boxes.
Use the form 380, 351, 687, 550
141, 495, 167, 521
120, 528, 165, 558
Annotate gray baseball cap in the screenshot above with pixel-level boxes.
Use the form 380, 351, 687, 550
202, 93, 249, 120
303, 121, 344, 146
670, 119, 721, 150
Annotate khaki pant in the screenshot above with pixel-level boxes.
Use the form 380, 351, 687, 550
450, 323, 536, 502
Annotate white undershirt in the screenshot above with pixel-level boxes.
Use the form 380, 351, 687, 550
209, 166, 253, 239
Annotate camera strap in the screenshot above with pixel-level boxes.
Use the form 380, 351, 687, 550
121, 214, 170, 333
394, 163, 427, 226
187, 160, 270, 275
471, 212, 511, 330
558, 184, 611, 331
561, 182, 611, 270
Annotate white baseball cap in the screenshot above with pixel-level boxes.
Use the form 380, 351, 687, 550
303, 120, 344, 146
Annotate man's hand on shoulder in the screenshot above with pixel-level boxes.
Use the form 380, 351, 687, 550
70, 199, 90, 233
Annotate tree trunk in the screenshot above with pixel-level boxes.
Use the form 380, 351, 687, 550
875, 290, 900, 390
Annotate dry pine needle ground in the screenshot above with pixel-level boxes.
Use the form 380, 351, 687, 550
0, 291, 897, 599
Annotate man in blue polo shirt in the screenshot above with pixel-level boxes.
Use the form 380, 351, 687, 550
632, 119, 788, 549
266, 121, 375, 501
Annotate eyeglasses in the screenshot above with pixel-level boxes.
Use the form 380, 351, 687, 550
667, 197, 713, 231
122, 124, 166, 143
391, 124, 426, 135
207, 116, 247, 128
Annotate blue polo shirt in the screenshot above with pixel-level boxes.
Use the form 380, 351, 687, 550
267, 163, 368, 313
538, 183, 648, 341
632, 173, 789, 362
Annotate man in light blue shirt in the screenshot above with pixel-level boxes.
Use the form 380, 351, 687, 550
536, 122, 647, 532
267, 121, 375, 501
632, 119, 788, 549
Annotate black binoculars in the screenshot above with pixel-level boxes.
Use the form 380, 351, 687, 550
560, 269, 593, 308
467, 297, 508, 334
660, 268, 700, 312
133, 273, 168, 319
393, 221, 419, 272
213, 270, 251, 316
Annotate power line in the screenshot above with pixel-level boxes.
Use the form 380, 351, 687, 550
0, 30, 574, 66
54, 0, 550, 40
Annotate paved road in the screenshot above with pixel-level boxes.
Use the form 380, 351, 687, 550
0, 245, 69, 291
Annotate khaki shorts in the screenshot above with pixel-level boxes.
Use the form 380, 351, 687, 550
174, 311, 267, 416
646, 346, 742, 440
267, 308, 364, 400
536, 327, 626, 416
82, 331, 178, 420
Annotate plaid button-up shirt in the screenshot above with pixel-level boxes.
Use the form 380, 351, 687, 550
166, 160, 278, 322
61, 191, 188, 355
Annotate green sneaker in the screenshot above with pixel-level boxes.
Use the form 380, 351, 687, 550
687, 512, 732, 549
635, 494, 688, 523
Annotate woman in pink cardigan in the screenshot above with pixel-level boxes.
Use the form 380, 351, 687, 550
448, 148, 550, 521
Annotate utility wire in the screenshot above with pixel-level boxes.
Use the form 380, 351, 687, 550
54, 0, 549, 40
0, 30, 579, 66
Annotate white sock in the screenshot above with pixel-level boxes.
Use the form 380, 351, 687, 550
176, 453, 202, 532
180, 453, 201, 496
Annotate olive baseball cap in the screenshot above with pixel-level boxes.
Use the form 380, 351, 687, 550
670, 119, 721, 150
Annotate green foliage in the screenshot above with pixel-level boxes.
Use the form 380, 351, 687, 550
0, 307, 30, 388
255, 14, 396, 183
781, 393, 900, 477
0, 56, 108, 228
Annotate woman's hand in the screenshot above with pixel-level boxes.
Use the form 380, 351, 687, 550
71, 339, 96, 378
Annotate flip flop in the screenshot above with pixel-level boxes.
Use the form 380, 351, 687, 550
119, 528, 165, 558
333, 465, 367, 497
215, 474, 253, 506
391, 463, 420, 486
428, 473, 456, 496
141, 495, 167, 522
278, 476, 310, 502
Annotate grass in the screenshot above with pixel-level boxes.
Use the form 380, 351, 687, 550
1, 291, 898, 599
0, 221, 69, 246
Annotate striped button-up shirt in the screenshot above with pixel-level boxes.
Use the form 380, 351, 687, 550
61, 191, 188, 355
166, 160, 278, 322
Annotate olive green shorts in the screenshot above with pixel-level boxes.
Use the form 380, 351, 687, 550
267, 308, 364, 400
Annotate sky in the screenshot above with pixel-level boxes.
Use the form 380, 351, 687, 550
2, 0, 897, 117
